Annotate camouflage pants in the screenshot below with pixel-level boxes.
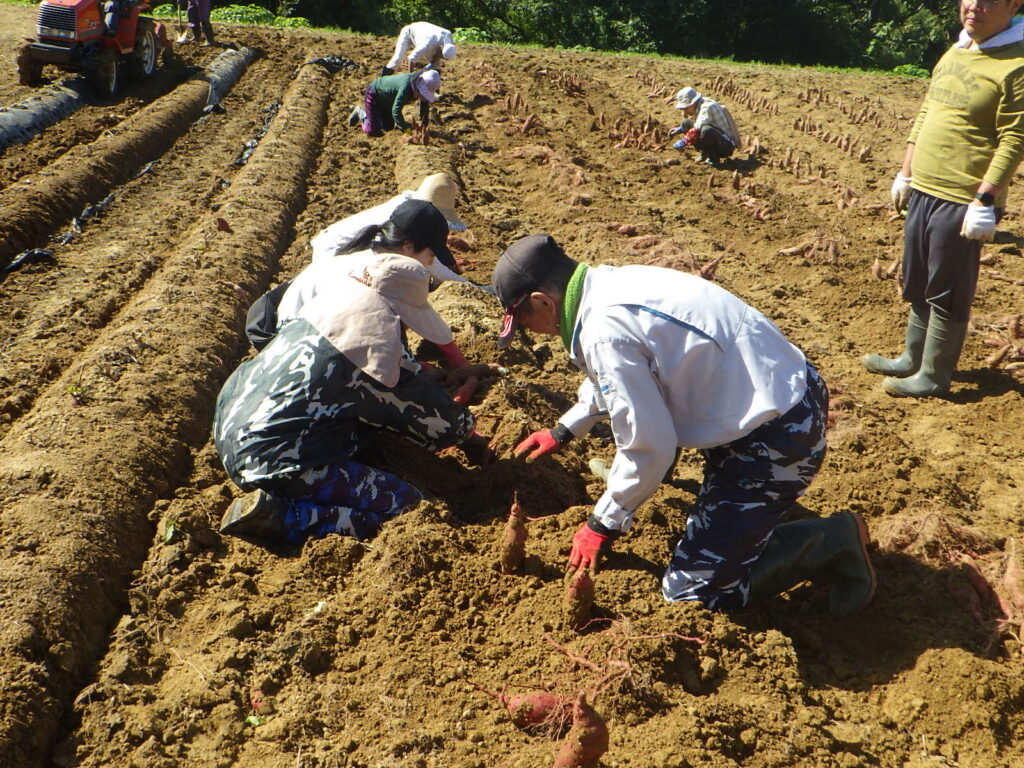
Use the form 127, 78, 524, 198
661, 364, 829, 610
275, 462, 423, 544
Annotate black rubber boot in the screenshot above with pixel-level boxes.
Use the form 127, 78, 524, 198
748, 512, 876, 618
863, 302, 929, 376
380, 65, 395, 77
220, 490, 289, 541
883, 309, 968, 398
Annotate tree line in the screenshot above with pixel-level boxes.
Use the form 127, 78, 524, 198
266, 0, 967, 73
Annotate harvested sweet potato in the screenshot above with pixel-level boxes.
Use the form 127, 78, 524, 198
499, 493, 528, 574
501, 691, 571, 732
470, 682, 571, 734
552, 692, 609, 768
565, 568, 595, 631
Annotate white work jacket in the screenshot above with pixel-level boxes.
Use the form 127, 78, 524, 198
557, 265, 807, 532
386, 22, 454, 70
309, 193, 412, 262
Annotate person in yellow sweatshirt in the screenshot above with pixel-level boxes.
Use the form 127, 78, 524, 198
866, 0, 1024, 397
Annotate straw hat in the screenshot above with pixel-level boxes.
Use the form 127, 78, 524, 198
412, 173, 467, 231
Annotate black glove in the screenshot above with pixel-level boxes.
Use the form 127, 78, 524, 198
380, 66, 394, 77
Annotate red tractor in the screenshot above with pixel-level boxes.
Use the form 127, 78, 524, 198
17, 0, 172, 97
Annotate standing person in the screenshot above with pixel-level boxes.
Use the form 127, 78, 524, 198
381, 21, 457, 76
866, 0, 1024, 398
351, 69, 440, 138
215, 203, 491, 545
494, 234, 876, 617
176, 0, 216, 46
669, 86, 741, 166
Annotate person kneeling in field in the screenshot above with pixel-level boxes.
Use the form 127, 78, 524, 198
495, 234, 876, 617
244, 180, 474, 366
214, 203, 491, 545
669, 86, 740, 166
349, 68, 441, 139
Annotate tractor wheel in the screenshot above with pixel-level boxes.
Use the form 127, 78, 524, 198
16, 40, 43, 86
89, 48, 123, 98
131, 19, 157, 78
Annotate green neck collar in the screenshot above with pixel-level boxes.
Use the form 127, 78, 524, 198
559, 263, 589, 352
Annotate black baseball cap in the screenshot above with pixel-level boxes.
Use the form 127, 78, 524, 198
493, 234, 573, 349
389, 199, 456, 269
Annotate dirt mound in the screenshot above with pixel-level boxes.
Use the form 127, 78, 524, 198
0, 5, 1022, 767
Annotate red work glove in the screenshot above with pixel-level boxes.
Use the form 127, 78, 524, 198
513, 424, 574, 461
568, 522, 611, 572
437, 341, 469, 369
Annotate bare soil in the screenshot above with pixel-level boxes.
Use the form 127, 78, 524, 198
1, 5, 1023, 767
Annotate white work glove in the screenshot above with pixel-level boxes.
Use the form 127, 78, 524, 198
960, 203, 997, 242
890, 173, 912, 214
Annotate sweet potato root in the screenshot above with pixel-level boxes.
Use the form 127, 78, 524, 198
499, 493, 528, 574
470, 681, 571, 734
565, 569, 595, 631
552, 692, 609, 768
501, 691, 571, 732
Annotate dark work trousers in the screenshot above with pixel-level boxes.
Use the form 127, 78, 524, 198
275, 462, 423, 544
661, 363, 829, 610
901, 190, 1000, 323
361, 84, 391, 136
698, 124, 735, 162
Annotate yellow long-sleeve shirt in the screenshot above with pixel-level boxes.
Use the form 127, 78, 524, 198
909, 35, 1024, 207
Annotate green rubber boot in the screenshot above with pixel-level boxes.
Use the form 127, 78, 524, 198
220, 490, 289, 541
883, 310, 968, 398
748, 512, 877, 618
863, 302, 929, 377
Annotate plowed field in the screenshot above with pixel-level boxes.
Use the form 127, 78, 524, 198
1, 6, 1023, 767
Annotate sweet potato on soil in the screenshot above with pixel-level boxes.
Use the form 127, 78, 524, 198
565, 568, 595, 631
499, 493, 528, 574
553, 692, 609, 768
985, 343, 1014, 369
470, 682, 572, 734
501, 690, 571, 731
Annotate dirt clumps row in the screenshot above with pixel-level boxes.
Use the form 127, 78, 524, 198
0, 53, 334, 766
0, 47, 258, 267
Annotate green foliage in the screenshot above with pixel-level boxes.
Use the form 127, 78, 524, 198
453, 27, 492, 44
138, 0, 969, 70
274, 15, 312, 27
892, 63, 931, 79
152, 3, 311, 27
150, 3, 178, 18
866, 7, 950, 70
211, 4, 276, 24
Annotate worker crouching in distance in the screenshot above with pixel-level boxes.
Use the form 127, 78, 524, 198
495, 234, 876, 617
669, 86, 741, 166
349, 68, 441, 137
215, 201, 490, 546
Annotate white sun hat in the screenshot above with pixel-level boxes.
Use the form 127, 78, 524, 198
415, 69, 441, 102
674, 86, 701, 109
